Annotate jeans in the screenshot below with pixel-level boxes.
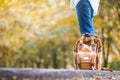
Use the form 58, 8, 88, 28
76, 0, 95, 35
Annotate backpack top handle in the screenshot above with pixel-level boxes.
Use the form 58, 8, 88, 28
81, 33, 98, 38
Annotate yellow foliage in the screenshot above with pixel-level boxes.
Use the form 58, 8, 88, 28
0, 0, 119, 68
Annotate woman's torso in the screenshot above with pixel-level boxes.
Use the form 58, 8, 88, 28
70, 0, 100, 15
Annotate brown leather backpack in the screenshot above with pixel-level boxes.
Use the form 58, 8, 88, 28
73, 34, 102, 70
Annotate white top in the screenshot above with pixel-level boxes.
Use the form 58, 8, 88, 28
70, 0, 100, 16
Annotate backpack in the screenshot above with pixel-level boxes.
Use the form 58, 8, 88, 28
73, 34, 102, 70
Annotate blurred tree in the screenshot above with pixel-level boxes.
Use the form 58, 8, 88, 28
98, 0, 120, 68
0, 0, 119, 70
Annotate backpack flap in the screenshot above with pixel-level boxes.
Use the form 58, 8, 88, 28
78, 51, 96, 70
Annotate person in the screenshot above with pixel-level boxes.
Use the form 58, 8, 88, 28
70, 0, 100, 37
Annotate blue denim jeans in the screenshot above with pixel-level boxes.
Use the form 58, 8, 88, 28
76, 0, 95, 35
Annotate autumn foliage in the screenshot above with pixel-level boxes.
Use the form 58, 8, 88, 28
0, 0, 120, 70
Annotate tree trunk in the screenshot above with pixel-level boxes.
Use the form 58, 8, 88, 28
62, 40, 68, 69
102, 28, 106, 67
52, 51, 58, 69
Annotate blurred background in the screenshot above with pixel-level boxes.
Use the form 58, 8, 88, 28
0, 0, 120, 70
